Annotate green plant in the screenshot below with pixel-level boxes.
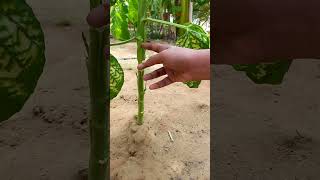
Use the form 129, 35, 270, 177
87, 0, 109, 179
110, 0, 210, 125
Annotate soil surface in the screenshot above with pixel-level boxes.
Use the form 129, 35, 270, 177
0, 1, 210, 180
213, 61, 320, 180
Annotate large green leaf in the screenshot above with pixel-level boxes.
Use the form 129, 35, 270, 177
232, 61, 292, 84
128, 0, 138, 26
176, 23, 210, 88
110, 0, 131, 40
0, 0, 46, 122
110, 54, 124, 100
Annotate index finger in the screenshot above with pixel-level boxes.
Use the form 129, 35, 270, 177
141, 43, 171, 53
137, 53, 164, 70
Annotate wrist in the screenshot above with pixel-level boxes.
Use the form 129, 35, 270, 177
188, 49, 211, 80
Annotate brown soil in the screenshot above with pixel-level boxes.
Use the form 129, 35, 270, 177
213, 61, 320, 180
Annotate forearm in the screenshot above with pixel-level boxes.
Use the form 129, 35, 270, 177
214, 0, 320, 64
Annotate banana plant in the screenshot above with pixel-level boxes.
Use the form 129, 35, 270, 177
110, 0, 210, 125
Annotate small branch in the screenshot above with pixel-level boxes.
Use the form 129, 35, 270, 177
81, 32, 89, 56
118, 57, 137, 60
143, 18, 188, 30
110, 36, 136, 46
167, 130, 174, 142
296, 129, 304, 138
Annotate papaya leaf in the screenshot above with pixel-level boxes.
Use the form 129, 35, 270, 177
110, 54, 124, 100
176, 23, 210, 88
0, 0, 46, 122
110, 0, 130, 40
232, 61, 292, 85
184, 81, 201, 88
128, 0, 138, 26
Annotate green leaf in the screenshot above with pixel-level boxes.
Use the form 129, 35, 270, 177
110, 0, 131, 40
192, 0, 209, 6
232, 61, 292, 85
0, 0, 46, 122
128, 0, 138, 26
176, 23, 210, 88
185, 81, 201, 88
110, 54, 124, 100
110, 0, 116, 6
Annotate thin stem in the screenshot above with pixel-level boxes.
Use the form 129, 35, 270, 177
136, 0, 147, 125
179, 0, 190, 35
144, 17, 188, 30
110, 36, 136, 46
88, 0, 109, 180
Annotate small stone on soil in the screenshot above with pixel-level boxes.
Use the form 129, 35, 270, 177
33, 106, 44, 116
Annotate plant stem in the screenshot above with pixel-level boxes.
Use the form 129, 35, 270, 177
136, 0, 147, 125
178, 0, 190, 35
87, 0, 109, 180
110, 36, 136, 46
144, 18, 188, 30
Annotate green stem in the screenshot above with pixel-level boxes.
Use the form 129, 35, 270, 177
179, 0, 190, 36
144, 18, 188, 30
136, 0, 147, 125
110, 36, 136, 46
87, 0, 109, 180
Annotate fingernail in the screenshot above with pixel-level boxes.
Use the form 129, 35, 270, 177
137, 64, 143, 70
149, 85, 156, 90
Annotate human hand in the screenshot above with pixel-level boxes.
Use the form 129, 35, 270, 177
137, 43, 210, 90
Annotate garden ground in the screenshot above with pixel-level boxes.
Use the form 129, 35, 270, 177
213, 61, 320, 180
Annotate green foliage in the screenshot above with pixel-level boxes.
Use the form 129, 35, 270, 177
192, 0, 209, 6
0, 0, 46, 122
110, 0, 130, 40
193, 1, 210, 25
232, 61, 292, 84
110, 54, 124, 99
110, 0, 116, 6
175, 23, 210, 88
176, 23, 210, 49
128, 0, 138, 25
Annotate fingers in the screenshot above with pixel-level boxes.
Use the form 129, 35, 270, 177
141, 43, 170, 53
144, 67, 166, 81
137, 54, 163, 70
87, 3, 108, 28
149, 77, 173, 90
